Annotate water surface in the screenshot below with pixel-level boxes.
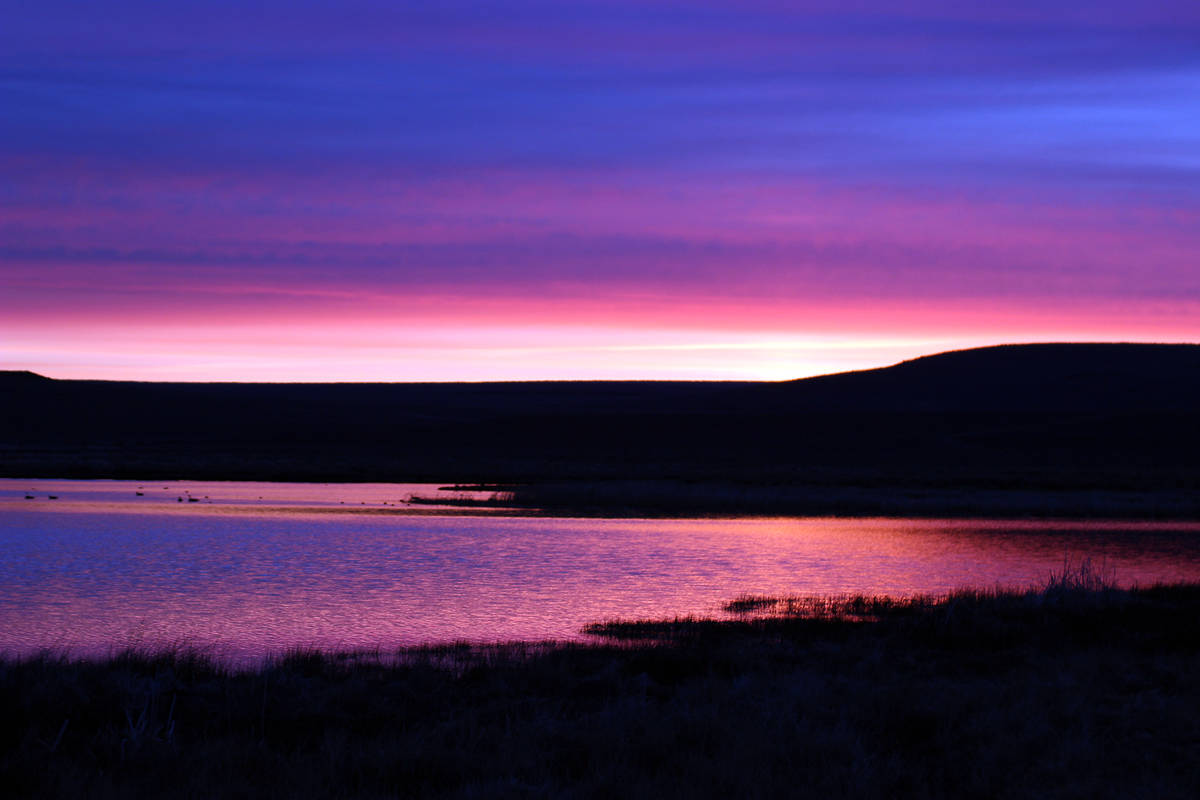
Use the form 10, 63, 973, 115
3, 479, 1200, 661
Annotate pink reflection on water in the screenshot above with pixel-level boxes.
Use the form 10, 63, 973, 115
2, 481, 1200, 663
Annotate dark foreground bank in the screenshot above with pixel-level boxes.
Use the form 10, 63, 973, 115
4, 570, 1199, 799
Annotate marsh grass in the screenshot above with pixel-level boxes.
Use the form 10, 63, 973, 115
439, 478, 1200, 518
717, 558, 1122, 622
404, 489, 517, 508
4, 572, 1200, 798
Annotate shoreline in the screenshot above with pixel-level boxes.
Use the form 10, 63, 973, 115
6, 474, 1200, 520
6, 574, 1200, 798
403, 478, 1200, 520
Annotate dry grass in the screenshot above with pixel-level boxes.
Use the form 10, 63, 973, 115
4, 573, 1200, 799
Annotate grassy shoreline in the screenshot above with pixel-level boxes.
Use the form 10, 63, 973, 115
406, 478, 1200, 519
5, 569, 1200, 798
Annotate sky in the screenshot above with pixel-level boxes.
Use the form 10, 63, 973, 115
2, 1, 1198, 381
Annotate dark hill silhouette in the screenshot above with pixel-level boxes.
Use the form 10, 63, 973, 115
775, 343, 1200, 412
0, 370, 52, 387
2, 343, 1199, 494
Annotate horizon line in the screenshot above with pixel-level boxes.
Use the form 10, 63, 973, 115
7, 340, 1198, 386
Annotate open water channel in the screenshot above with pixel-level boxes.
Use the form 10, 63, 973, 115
3, 479, 1200, 661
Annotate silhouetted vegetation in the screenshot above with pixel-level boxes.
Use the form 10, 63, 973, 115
5, 567, 1200, 798
424, 477, 1200, 518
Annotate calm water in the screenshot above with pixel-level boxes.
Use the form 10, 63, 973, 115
3, 479, 1200, 661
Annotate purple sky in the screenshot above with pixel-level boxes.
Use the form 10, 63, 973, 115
3, 1, 1198, 380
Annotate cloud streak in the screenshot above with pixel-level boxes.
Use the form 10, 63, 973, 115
2, 1, 1198, 378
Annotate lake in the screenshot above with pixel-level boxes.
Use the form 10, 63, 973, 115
3, 479, 1200, 661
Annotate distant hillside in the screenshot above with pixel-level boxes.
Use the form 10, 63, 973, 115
6, 342, 1199, 413
775, 343, 1200, 412
3, 343, 1199, 488
0, 370, 53, 387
